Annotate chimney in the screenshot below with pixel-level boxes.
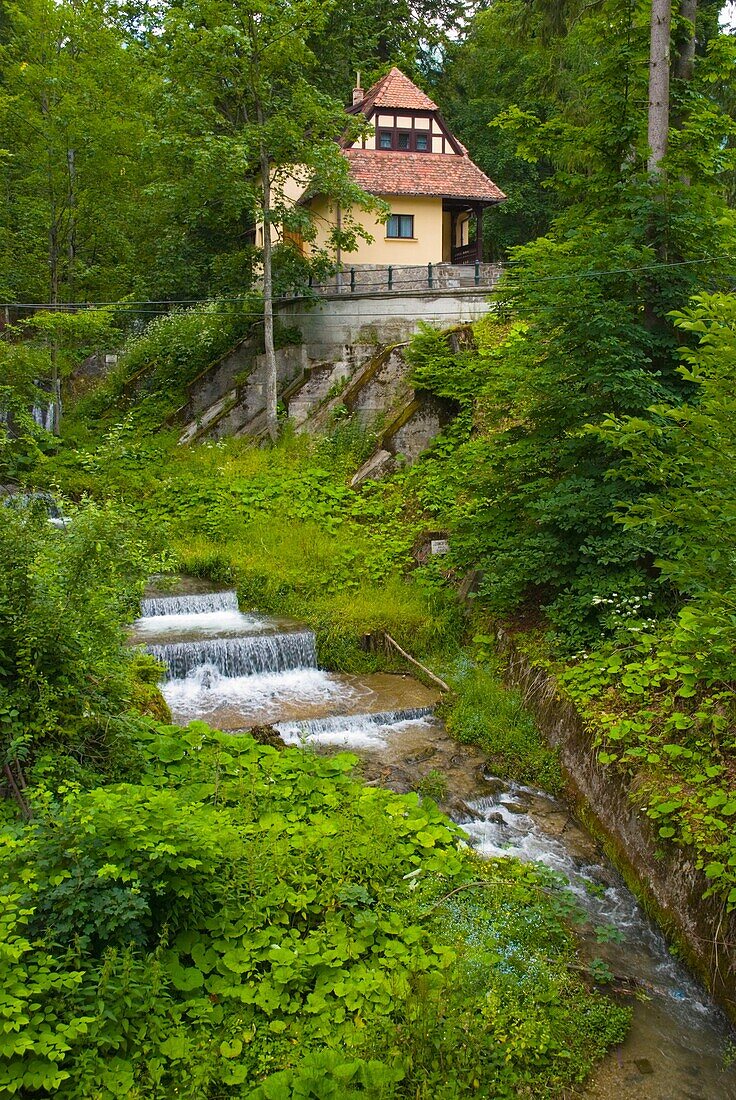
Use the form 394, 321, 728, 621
352, 71, 363, 106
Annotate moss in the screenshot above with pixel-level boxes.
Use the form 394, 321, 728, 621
129, 682, 171, 723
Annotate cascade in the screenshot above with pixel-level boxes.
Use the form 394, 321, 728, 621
134, 579, 735, 1090
31, 403, 55, 431
141, 590, 239, 616
276, 707, 434, 745
149, 631, 317, 680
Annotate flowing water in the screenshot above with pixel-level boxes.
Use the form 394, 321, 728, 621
135, 582, 736, 1098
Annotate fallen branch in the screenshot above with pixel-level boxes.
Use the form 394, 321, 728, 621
383, 633, 450, 693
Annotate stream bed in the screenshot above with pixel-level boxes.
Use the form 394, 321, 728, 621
134, 582, 736, 1098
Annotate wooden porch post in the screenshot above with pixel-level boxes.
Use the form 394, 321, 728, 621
475, 204, 484, 263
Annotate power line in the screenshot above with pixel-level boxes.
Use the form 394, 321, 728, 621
0, 252, 731, 314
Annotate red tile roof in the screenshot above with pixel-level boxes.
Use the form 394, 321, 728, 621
344, 149, 506, 204
353, 67, 438, 114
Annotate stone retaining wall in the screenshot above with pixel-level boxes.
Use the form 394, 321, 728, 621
497, 628, 736, 1025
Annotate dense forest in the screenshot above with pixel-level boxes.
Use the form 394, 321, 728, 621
2, 0, 736, 1095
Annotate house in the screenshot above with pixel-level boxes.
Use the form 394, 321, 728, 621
305, 67, 506, 269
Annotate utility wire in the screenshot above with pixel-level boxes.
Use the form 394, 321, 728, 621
1, 253, 731, 314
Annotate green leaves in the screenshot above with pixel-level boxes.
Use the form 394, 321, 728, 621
0, 719, 630, 1096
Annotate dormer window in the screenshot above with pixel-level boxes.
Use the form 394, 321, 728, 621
375, 120, 432, 152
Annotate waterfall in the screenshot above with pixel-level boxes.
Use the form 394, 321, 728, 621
31, 403, 55, 432
141, 590, 239, 617
149, 631, 318, 680
276, 708, 434, 740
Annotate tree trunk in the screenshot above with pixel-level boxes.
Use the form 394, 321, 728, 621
673, 0, 696, 182
49, 220, 61, 436
67, 148, 76, 299
648, 0, 671, 174
674, 0, 696, 82
258, 136, 278, 443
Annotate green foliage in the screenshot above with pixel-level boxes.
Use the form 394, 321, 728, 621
595, 293, 736, 678
0, 726, 628, 1097
82, 301, 259, 419
434, 0, 571, 256
552, 292, 736, 909
0, 500, 151, 772
0, 0, 153, 304
415, 769, 449, 804
442, 637, 562, 794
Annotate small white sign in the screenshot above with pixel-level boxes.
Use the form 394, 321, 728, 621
430, 539, 449, 556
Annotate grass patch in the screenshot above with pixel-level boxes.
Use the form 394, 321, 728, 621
442, 654, 563, 794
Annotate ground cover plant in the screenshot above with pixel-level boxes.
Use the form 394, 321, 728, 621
1, 723, 629, 1099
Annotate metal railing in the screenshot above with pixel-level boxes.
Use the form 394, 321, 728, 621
303, 261, 504, 297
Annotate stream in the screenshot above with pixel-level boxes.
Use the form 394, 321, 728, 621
133, 581, 736, 1099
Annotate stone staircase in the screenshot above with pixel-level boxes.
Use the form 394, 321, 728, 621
172, 324, 470, 481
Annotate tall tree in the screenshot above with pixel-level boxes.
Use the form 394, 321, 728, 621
450, 0, 736, 646
0, 0, 151, 308
648, 0, 672, 172
161, 0, 379, 440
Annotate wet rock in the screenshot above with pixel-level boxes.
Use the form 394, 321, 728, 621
475, 768, 506, 796
503, 802, 528, 815
402, 746, 438, 767
485, 812, 507, 827
634, 1058, 654, 1075
447, 798, 484, 822
360, 761, 414, 795
526, 802, 570, 835
586, 866, 616, 890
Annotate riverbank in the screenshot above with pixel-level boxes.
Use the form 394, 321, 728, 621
140, 579, 735, 1097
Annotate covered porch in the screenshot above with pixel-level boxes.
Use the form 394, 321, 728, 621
442, 200, 489, 264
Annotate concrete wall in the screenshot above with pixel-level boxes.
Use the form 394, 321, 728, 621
275, 287, 494, 350
498, 630, 736, 1025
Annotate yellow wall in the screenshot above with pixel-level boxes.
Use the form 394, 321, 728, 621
308, 195, 446, 266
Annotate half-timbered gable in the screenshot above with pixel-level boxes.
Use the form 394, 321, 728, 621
303, 68, 506, 268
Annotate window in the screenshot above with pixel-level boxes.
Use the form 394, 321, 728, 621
376, 125, 431, 152
387, 214, 414, 239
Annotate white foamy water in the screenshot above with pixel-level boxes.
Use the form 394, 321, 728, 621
162, 665, 352, 723
133, 610, 266, 638
276, 710, 434, 750
460, 789, 729, 1048
149, 631, 317, 680
141, 590, 239, 616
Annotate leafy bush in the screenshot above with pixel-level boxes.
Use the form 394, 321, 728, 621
78, 299, 260, 422
0, 726, 628, 1098
0, 501, 152, 783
